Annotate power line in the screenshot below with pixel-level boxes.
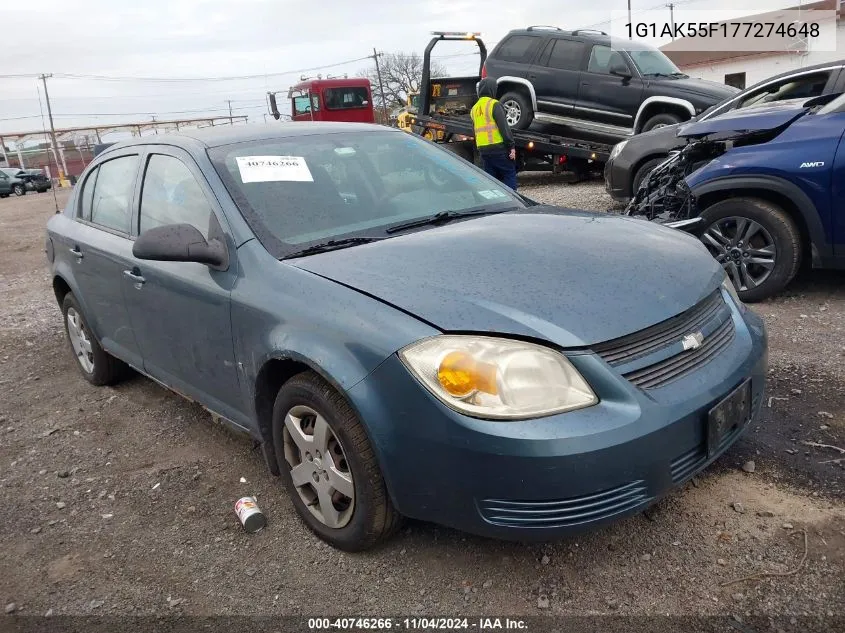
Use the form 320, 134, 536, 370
50, 56, 373, 83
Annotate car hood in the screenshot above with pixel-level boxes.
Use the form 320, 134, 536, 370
659, 76, 740, 100
291, 209, 723, 348
679, 101, 808, 137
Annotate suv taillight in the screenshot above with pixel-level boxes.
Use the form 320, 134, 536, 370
481, 63, 487, 79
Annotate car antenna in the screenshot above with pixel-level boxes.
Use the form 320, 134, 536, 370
35, 79, 61, 214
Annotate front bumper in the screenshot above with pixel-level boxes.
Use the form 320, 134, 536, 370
603, 157, 630, 203
348, 297, 767, 540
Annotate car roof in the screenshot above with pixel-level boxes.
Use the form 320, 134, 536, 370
501, 27, 656, 51
742, 58, 845, 90
97, 122, 396, 156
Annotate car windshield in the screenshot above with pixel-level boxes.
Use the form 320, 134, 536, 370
209, 130, 523, 258
817, 91, 845, 115
626, 50, 685, 76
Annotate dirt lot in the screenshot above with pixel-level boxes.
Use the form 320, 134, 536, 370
0, 183, 843, 626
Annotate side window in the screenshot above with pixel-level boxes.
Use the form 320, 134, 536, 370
495, 35, 541, 63
293, 94, 311, 116
90, 155, 138, 233
736, 71, 832, 110
587, 45, 627, 75
78, 166, 99, 221
545, 39, 586, 70
140, 154, 212, 238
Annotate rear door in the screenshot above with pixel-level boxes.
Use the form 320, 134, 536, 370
123, 147, 243, 421
575, 44, 644, 132
0, 171, 10, 195
529, 37, 587, 116
61, 152, 144, 369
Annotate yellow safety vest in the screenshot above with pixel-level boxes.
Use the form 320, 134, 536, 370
471, 96, 504, 148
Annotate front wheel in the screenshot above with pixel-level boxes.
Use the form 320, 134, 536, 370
641, 113, 682, 133
698, 198, 802, 302
272, 372, 401, 551
498, 91, 533, 130
12, 184, 25, 196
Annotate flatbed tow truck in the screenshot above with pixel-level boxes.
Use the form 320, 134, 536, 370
411, 31, 614, 179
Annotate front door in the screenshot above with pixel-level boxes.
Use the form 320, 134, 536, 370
62, 153, 144, 369
123, 148, 243, 422
0, 171, 11, 195
575, 45, 644, 134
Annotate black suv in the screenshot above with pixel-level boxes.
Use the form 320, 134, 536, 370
482, 26, 738, 139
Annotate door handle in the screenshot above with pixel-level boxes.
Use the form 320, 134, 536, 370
69, 246, 83, 259
123, 269, 146, 285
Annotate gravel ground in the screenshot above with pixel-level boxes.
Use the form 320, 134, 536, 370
0, 183, 843, 627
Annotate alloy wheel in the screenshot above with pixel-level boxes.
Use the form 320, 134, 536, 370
283, 404, 354, 529
701, 216, 776, 291
502, 100, 521, 127
66, 307, 95, 373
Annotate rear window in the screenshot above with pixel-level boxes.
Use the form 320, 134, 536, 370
324, 87, 370, 110
494, 35, 541, 63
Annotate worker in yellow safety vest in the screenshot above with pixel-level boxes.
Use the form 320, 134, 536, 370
471, 77, 517, 191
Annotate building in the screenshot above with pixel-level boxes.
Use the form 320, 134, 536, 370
661, 0, 844, 88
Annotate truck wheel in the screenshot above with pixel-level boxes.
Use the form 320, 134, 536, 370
641, 113, 682, 133
499, 91, 533, 130
699, 197, 802, 303
631, 157, 667, 196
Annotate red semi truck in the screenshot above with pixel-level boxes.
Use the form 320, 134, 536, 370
269, 77, 376, 124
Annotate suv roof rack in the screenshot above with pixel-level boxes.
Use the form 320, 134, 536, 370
571, 28, 608, 36
526, 25, 562, 31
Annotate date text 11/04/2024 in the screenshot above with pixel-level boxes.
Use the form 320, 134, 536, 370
307, 618, 529, 630
625, 21, 821, 39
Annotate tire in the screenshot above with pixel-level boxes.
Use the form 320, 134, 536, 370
272, 371, 401, 551
641, 112, 683, 133
498, 91, 533, 130
631, 157, 667, 196
0, 194, 8, 199
62, 293, 128, 386
698, 197, 802, 303
12, 184, 25, 196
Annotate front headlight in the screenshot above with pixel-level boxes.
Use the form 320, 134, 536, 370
722, 274, 746, 312
398, 335, 598, 420
609, 140, 628, 161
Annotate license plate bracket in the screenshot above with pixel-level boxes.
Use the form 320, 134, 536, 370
707, 379, 751, 458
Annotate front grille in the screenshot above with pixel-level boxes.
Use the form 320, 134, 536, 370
478, 480, 651, 529
670, 446, 707, 483
624, 318, 735, 389
594, 290, 724, 367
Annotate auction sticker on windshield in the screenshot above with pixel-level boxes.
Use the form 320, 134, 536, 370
236, 156, 313, 183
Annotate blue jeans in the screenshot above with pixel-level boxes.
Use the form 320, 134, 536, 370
480, 149, 518, 191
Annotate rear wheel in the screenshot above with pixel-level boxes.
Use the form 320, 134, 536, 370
498, 91, 533, 130
272, 371, 401, 551
641, 112, 682, 133
62, 293, 129, 385
698, 197, 802, 302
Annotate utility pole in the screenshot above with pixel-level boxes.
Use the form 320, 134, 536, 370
372, 48, 389, 124
151, 115, 158, 134
628, 0, 632, 40
39, 73, 68, 181
666, 3, 676, 40
227, 100, 234, 125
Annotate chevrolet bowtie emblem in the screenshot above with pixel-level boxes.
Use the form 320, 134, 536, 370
682, 332, 705, 350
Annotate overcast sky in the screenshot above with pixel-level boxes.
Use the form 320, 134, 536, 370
0, 0, 799, 141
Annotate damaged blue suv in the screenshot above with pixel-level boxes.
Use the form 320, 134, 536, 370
627, 91, 845, 302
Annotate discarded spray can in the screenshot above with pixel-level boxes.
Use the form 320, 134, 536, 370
235, 496, 266, 533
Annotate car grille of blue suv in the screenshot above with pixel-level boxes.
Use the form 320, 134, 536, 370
593, 290, 736, 390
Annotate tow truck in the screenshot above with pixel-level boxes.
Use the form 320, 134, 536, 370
412, 31, 613, 178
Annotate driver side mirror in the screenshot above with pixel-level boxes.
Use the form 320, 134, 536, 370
133, 223, 229, 270
609, 60, 632, 78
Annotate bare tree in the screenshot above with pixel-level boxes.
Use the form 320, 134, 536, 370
359, 52, 447, 111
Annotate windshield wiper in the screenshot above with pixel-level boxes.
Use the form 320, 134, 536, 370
385, 207, 514, 234
283, 236, 385, 259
